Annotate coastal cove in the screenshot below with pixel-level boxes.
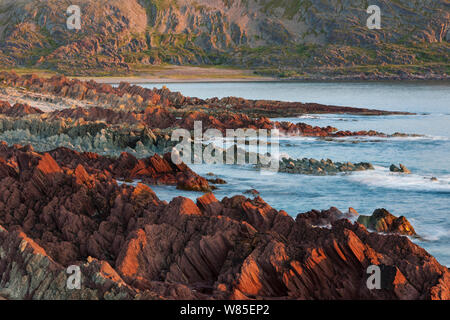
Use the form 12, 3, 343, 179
0, 0, 449, 301
125, 80, 450, 267
0, 72, 449, 300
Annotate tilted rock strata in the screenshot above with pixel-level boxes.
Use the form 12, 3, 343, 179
0, 72, 417, 160
0, 143, 448, 300
0, 101, 178, 157
0, 141, 212, 194
0, 100, 43, 116
390, 164, 412, 174
357, 209, 418, 237
0, 71, 410, 119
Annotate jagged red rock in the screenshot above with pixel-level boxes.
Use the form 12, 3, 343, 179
0, 142, 448, 300
0, 72, 408, 139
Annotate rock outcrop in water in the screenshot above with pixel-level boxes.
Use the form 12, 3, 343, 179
0, 143, 448, 300
0, 73, 443, 301
390, 164, 412, 174
0, 72, 417, 160
263, 157, 374, 175
0, 141, 212, 193
357, 209, 417, 237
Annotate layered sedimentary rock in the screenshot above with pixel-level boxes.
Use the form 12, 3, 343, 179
0, 72, 416, 156
0, 141, 211, 193
262, 157, 374, 175
0, 71, 410, 117
0, 227, 136, 300
0, 100, 43, 116
357, 209, 417, 237
0, 73, 444, 301
0, 72, 418, 164
0, 143, 449, 300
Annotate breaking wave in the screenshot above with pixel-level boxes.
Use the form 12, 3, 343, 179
347, 166, 450, 193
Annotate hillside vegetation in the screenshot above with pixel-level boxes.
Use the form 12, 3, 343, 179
0, 0, 448, 78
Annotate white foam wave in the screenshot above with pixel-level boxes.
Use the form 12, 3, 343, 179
295, 114, 362, 121
276, 133, 450, 143
347, 167, 450, 192
279, 136, 317, 142
417, 226, 450, 242
330, 135, 450, 142
296, 115, 321, 119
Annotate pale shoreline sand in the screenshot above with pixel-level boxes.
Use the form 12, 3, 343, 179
80, 76, 277, 84
77, 65, 277, 84
3, 65, 276, 83
5, 65, 448, 84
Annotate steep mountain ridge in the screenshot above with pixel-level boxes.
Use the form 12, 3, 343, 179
146, 0, 449, 46
0, 0, 448, 77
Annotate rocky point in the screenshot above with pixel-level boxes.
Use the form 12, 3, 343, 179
0, 142, 449, 300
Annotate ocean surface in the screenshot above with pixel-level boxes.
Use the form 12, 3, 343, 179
137, 81, 450, 266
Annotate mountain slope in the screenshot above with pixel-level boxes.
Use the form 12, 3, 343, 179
0, 0, 448, 78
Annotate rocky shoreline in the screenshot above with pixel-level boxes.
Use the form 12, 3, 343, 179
0, 142, 449, 300
0, 0, 448, 301
0, 71, 412, 117
0, 72, 448, 300
80, 71, 450, 83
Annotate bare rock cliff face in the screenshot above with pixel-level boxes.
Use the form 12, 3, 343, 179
148, 0, 449, 47
0, 0, 148, 71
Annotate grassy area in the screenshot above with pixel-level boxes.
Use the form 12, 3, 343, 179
1, 40, 448, 80
65, 64, 272, 82
0, 67, 60, 78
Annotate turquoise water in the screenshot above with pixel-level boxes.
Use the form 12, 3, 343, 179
138, 81, 450, 266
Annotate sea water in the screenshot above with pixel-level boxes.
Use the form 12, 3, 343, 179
137, 81, 450, 266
